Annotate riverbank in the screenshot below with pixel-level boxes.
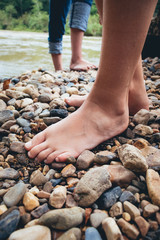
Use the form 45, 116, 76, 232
0, 59, 160, 239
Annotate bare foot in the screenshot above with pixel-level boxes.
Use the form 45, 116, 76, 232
25, 98, 128, 164
70, 59, 97, 71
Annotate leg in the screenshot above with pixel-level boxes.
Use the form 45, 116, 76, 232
69, 0, 97, 71
25, 0, 157, 164
48, 0, 71, 71
66, 0, 149, 115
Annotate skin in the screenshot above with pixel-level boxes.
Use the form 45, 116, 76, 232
25, 0, 157, 164
51, 28, 97, 71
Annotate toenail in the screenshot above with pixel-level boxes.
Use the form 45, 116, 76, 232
55, 157, 59, 162
25, 141, 32, 148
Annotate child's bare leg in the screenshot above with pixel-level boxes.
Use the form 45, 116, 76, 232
51, 53, 63, 71
70, 28, 97, 71
25, 0, 157, 164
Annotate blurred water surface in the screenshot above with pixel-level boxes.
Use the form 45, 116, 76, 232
0, 30, 101, 78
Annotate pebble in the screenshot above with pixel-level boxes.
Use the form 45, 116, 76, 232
123, 201, 140, 220
30, 169, 48, 186
119, 191, 136, 204
31, 203, 49, 219
8, 225, 51, 240
76, 150, 95, 169
0, 205, 8, 215
0, 110, 14, 125
38, 207, 85, 230
102, 217, 122, 240
94, 150, 117, 164
57, 227, 81, 240
133, 109, 155, 125
109, 201, 123, 217
38, 93, 52, 103
23, 192, 40, 211
10, 141, 26, 153
118, 144, 148, 172
65, 194, 78, 208
49, 186, 67, 208
0, 168, 19, 180
0, 207, 20, 240
61, 164, 76, 177
146, 169, 160, 206
122, 212, 131, 222
117, 218, 139, 240
3, 182, 27, 207
74, 166, 112, 207
50, 109, 68, 118
85, 227, 102, 240
90, 211, 108, 228
133, 124, 153, 136
16, 117, 30, 127
98, 186, 122, 209
143, 203, 159, 217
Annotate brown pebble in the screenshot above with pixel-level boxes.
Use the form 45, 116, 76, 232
134, 216, 150, 237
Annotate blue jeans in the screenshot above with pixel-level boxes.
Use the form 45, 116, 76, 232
48, 0, 93, 54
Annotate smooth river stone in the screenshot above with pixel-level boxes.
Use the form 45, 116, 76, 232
90, 212, 108, 228
117, 218, 139, 240
85, 227, 102, 240
57, 228, 81, 240
146, 169, 160, 207
118, 144, 148, 172
133, 109, 155, 125
8, 225, 51, 240
133, 124, 153, 136
76, 150, 95, 170
141, 146, 160, 169
0, 207, 20, 240
38, 207, 85, 230
102, 217, 122, 240
30, 169, 48, 186
10, 141, 26, 153
3, 182, 27, 207
94, 150, 117, 165
49, 186, 67, 208
0, 168, 19, 180
74, 166, 112, 207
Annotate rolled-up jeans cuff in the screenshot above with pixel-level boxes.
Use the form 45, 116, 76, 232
48, 41, 62, 54
69, 2, 91, 32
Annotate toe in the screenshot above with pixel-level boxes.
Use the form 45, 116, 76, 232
35, 148, 53, 163
44, 151, 63, 164
25, 131, 46, 150
28, 142, 47, 159
56, 151, 77, 162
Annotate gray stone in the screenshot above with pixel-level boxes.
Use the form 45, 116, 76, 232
133, 124, 153, 136
0, 99, 7, 111
31, 203, 49, 219
1, 120, 17, 130
94, 150, 117, 165
16, 118, 30, 127
38, 207, 85, 230
133, 109, 155, 125
0, 168, 19, 180
0, 110, 14, 125
119, 191, 136, 204
3, 182, 27, 207
43, 117, 61, 125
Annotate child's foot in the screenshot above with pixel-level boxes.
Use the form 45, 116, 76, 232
25, 98, 128, 164
70, 59, 97, 71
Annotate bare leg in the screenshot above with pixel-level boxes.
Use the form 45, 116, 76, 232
25, 0, 157, 164
51, 53, 63, 71
70, 28, 97, 71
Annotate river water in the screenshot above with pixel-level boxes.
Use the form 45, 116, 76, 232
0, 30, 101, 78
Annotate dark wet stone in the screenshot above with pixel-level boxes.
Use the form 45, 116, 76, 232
31, 203, 49, 218
131, 179, 146, 191
20, 213, 31, 226
150, 133, 160, 143
119, 190, 136, 204
16, 118, 30, 127
11, 78, 20, 84
50, 109, 68, 118
97, 186, 122, 209
0, 128, 9, 140
0, 110, 14, 125
155, 116, 160, 124
146, 231, 158, 240
50, 178, 62, 187
85, 227, 102, 240
0, 168, 19, 180
0, 208, 20, 240
16, 153, 29, 165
